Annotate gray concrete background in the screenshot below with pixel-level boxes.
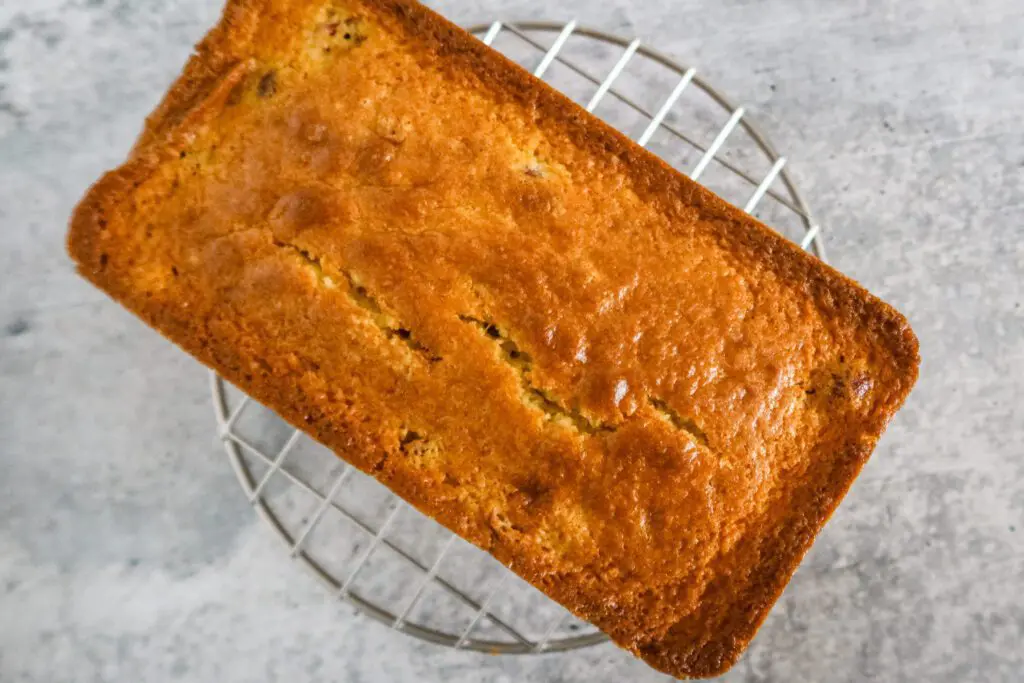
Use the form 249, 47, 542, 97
1, 0, 1022, 681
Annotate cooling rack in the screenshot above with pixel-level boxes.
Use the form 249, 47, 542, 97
212, 19, 825, 655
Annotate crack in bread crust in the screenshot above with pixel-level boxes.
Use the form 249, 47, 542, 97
459, 314, 612, 435
274, 238, 441, 363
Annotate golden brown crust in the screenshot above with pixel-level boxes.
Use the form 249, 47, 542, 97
68, 1, 918, 678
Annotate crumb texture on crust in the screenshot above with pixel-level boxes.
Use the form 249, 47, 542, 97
67, 0, 919, 678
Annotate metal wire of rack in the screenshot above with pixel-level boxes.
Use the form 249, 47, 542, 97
212, 19, 826, 655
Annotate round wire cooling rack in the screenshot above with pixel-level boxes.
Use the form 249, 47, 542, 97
212, 20, 827, 655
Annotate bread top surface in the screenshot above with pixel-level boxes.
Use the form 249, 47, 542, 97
68, 0, 919, 677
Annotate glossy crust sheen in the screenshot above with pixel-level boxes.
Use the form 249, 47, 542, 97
67, 0, 919, 677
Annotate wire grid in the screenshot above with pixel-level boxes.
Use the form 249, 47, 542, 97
212, 20, 826, 654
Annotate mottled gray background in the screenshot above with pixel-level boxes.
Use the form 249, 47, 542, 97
1, 0, 1022, 681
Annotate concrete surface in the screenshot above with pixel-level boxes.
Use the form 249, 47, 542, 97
1, 0, 1022, 681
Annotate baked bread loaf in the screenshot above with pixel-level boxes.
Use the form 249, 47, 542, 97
67, 0, 919, 677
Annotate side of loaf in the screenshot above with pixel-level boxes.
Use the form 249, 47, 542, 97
67, 0, 919, 677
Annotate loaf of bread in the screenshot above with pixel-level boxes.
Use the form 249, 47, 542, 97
68, 0, 919, 677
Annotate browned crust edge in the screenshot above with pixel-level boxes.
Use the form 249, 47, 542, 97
67, 0, 920, 678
